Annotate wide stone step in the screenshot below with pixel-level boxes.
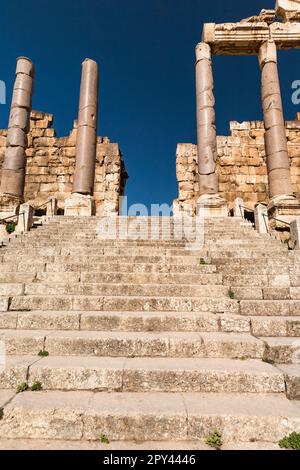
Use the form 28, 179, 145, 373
0, 330, 264, 359
223, 274, 289, 288
220, 266, 291, 275
0, 262, 219, 275
3, 247, 209, 257
22, 283, 228, 298
240, 300, 300, 316
2, 255, 207, 265
36, 271, 223, 285
0, 311, 250, 333
227, 287, 300, 301
251, 316, 300, 337
0, 391, 299, 443
0, 356, 285, 394
1, 311, 298, 337
7, 295, 239, 313
0, 272, 37, 283
0, 438, 282, 450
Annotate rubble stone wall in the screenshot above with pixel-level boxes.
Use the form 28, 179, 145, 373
0, 110, 128, 216
174, 114, 300, 213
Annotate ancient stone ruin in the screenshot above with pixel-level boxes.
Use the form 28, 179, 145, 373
174, 0, 300, 237
0, 58, 127, 222
0, 1, 300, 451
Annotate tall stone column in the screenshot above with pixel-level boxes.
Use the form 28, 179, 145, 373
0, 57, 34, 218
259, 40, 300, 227
65, 59, 99, 216
195, 43, 227, 217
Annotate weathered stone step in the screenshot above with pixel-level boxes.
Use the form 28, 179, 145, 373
4, 246, 209, 255
0, 391, 299, 443
240, 300, 300, 316
22, 283, 228, 298
0, 262, 219, 275
0, 272, 36, 283
0, 330, 264, 359
1, 311, 298, 337
36, 271, 223, 285
216, 258, 291, 266
9, 240, 281, 250
2, 254, 207, 265
220, 265, 291, 275
251, 316, 300, 337
223, 274, 289, 288
7, 295, 239, 313
226, 287, 300, 301
0, 439, 282, 450
0, 356, 285, 394
0, 311, 249, 333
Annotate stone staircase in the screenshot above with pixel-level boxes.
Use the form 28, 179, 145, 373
0, 216, 299, 450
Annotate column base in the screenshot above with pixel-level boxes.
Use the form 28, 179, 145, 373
196, 194, 228, 218
267, 195, 300, 230
64, 193, 95, 217
0, 194, 21, 220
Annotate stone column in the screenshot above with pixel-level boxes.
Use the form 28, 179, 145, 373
0, 57, 34, 218
195, 43, 218, 195
65, 59, 99, 216
259, 40, 300, 227
259, 40, 293, 199
195, 43, 227, 217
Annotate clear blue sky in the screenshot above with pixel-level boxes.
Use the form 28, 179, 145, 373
0, 0, 299, 208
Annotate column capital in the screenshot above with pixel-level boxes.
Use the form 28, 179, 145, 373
258, 40, 277, 69
195, 43, 211, 63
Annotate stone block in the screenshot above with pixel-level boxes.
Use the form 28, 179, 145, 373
64, 193, 95, 217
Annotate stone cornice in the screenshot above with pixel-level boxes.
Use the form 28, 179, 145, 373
203, 21, 300, 55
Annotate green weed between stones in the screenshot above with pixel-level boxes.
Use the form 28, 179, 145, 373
206, 430, 223, 450
16, 381, 43, 393
5, 222, 16, 234
279, 432, 300, 450
16, 382, 29, 394
100, 433, 110, 444
31, 381, 43, 391
38, 350, 49, 357
228, 290, 235, 300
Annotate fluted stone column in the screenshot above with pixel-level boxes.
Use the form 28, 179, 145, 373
0, 57, 34, 217
65, 59, 99, 216
195, 43, 227, 217
259, 40, 300, 227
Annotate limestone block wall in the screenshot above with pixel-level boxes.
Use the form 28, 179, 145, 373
174, 114, 300, 213
0, 111, 128, 216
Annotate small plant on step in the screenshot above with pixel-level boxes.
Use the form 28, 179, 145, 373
38, 350, 49, 357
279, 432, 300, 450
5, 222, 16, 234
16, 382, 29, 394
100, 433, 110, 444
206, 430, 223, 450
31, 381, 43, 392
200, 258, 207, 265
228, 290, 235, 300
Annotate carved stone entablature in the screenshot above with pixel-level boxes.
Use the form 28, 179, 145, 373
202, 21, 300, 55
